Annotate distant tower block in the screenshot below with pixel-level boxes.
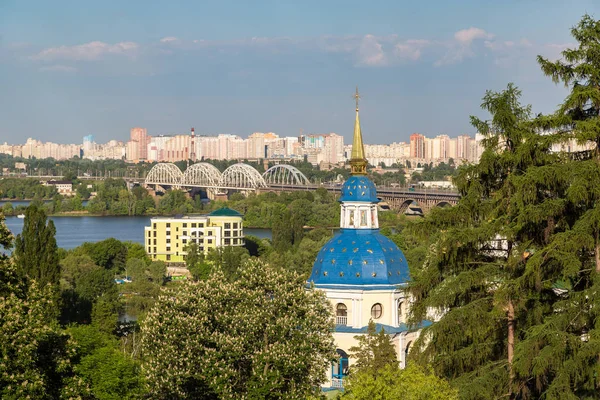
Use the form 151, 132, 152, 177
190, 127, 196, 163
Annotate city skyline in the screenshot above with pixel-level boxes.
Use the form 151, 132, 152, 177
1, 1, 599, 144
0, 129, 484, 167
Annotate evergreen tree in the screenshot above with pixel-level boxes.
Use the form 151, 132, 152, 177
348, 320, 398, 374
509, 15, 600, 398
406, 84, 559, 399
14, 204, 59, 288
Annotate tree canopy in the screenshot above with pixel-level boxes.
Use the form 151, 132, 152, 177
141, 259, 336, 399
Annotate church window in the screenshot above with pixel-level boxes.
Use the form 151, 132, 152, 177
336, 303, 348, 325
398, 301, 404, 324
360, 210, 367, 226
332, 349, 349, 387
371, 303, 382, 319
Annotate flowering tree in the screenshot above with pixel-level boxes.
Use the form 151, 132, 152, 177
141, 259, 336, 399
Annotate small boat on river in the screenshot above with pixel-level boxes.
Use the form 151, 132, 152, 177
17, 214, 25, 219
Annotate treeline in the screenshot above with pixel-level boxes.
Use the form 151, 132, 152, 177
411, 161, 457, 182
0, 178, 57, 199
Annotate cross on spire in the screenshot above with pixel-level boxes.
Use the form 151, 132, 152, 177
353, 86, 361, 111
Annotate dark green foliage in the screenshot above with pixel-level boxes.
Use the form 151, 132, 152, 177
124, 241, 151, 266
59, 253, 120, 327
185, 242, 212, 281
406, 84, 559, 399
0, 178, 57, 199
506, 15, 600, 399
81, 238, 128, 271
0, 217, 89, 399
411, 162, 456, 183
69, 325, 144, 399
14, 205, 60, 288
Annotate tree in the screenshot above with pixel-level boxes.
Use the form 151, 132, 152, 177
0, 215, 89, 399
141, 259, 336, 399
508, 14, 600, 398
59, 253, 120, 327
81, 238, 127, 271
13, 205, 59, 288
342, 364, 458, 400
406, 84, 558, 399
348, 320, 398, 374
185, 242, 211, 280
69, 325, 145, 399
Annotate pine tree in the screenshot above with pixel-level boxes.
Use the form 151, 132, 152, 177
509, 15, 600, 398
406, 84, 559, 399
14, 204, 60, 288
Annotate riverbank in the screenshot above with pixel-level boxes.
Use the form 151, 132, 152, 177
4, 215, 273, 249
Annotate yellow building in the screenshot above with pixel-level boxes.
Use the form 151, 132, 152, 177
144, 208, 244, 263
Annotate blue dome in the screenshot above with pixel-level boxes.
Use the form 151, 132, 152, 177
339, 176, 379, 203
308, 229, 411, 289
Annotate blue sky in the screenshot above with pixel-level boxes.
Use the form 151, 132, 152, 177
1, 0, 598, 144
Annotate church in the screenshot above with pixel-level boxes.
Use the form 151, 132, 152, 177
308, 89, 424, 389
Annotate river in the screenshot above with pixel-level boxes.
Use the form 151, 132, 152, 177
4, 216, 272, 250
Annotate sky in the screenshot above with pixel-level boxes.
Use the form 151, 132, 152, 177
1, 0, 599, 145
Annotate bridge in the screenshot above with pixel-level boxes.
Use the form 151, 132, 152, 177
144, 162, 460, 214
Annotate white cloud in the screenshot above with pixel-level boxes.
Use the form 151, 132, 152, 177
26, 31, 538, 71
32, 41, 138, 61
39, 64, 77, 72
436, 27, 496, 66
160, 37, 178, 43
356, 35, 387, 66
454, 27, 494, 44
394, 39, 430, 61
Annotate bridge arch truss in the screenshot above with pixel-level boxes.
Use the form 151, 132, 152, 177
219, 163, 267, 189
263, 164, 310, 186
145, 163, 183, 187
181, 162, 222, 187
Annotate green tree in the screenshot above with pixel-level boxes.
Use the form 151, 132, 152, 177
13, 205, 60, 288
342, 364, 458, 400
406, 84, 558, 398
69, 325, 145, 399
185, 242, 212, 280
0, 215, 89, 399
59, 253, 119, 326
141, 259, 336, 399
82, 238, 127, 271
349, 320, 398, 374
507, 15, 600, 398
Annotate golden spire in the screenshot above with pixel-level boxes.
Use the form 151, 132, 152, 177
350, 86, 367, 175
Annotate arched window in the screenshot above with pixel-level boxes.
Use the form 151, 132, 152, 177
332, 349, 349, 388
397, 300, 404, 325
371, 303, 382, 319
336, 303, 348, 325
404, 341, 412, 367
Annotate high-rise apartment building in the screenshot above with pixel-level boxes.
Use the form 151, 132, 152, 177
128, 127, 150, 162
410, 133, 425, 159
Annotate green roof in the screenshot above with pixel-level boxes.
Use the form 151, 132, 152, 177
208, 207, 243, 217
